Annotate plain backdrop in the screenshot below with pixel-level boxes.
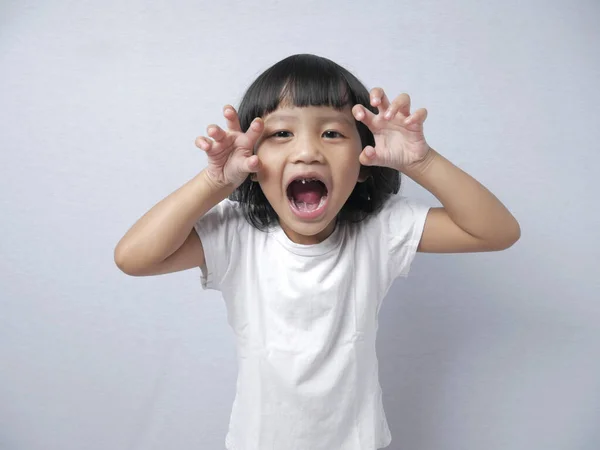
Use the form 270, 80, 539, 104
1, 0, 599, 449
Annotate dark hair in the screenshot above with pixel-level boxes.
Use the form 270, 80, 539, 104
229, 53, 401, 230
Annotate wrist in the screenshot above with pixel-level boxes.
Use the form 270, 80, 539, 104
199, 169, 237, 196
400, 147, 438, 178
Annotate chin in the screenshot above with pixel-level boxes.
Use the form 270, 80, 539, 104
279, 199, 340, 242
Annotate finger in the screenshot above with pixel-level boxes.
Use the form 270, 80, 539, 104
352, 104, 378, 131
244, 155, 261, 173
223, 105, 242, 132
207, 124, 227, 142
195, 136, 212, 151
370, 87, 391, 115
385, 93, 411, 120
358, 145, 380, 166
244, 117, 264, 144
404, 107, 428, 126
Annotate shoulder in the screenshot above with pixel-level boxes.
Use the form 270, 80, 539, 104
193, 199, 254, 250
209, 197, 245, 216
345, 194, 430, 280
358, 194, 431, 245
199, 198, 247, 227
366, 194, 429, 227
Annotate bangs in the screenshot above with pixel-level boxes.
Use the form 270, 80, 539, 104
237, 54, 360, 131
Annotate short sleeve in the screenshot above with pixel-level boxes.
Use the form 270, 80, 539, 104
375, 194, 431, 280
193, 198, 247, 291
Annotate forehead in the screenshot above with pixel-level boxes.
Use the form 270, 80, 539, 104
263, 105, 355, 126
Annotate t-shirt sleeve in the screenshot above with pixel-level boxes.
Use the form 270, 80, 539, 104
192, 198, 246, 291
376, 194, 431, 280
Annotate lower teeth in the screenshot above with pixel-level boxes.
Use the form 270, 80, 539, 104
292, 196, 327, 212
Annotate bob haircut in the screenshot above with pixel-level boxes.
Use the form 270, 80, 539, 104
229, 53, 401, 230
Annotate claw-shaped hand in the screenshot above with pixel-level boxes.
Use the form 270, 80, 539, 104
195, 105, 263, 189
352, 88, 431, 171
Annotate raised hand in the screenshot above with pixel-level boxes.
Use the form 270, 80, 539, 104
352, 88, 432, 171
195, 105, 263, 189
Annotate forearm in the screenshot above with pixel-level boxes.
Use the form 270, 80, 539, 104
401, 148, 520, 243
114, 169, 234, 271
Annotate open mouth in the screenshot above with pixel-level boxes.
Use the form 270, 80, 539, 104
286, 177, 329, 219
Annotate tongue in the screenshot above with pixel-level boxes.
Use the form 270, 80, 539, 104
290, 180, 324, 205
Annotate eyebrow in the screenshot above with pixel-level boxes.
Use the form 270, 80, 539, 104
265, 112, 355, 127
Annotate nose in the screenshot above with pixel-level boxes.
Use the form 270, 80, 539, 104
291, 135, 325, 164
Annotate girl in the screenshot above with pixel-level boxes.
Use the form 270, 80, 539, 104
115, 54, 520, 450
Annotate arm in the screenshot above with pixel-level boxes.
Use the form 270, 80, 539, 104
352, 89, 520, 254
114, 104, 264, 276
114, 170, 234, 275
402, 148, 521, 253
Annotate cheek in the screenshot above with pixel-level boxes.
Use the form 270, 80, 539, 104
256, 170, 276, 195
345, 150, 363, 175
333, 158, 362, 194
255, 154, 283, 193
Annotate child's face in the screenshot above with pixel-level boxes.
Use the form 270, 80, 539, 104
254, 104, 364, 245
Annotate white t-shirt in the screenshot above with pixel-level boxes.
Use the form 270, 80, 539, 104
194, 194, 430, 450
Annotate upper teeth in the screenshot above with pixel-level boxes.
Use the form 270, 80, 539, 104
299, 178, 318, 184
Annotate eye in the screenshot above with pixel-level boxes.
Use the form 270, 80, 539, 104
323, 130, 344, 139
271, 131, 292, 138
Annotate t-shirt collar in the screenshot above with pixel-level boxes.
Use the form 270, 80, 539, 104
269, 220, 343, 256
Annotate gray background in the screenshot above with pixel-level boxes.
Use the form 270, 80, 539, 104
1, 0, 599, 449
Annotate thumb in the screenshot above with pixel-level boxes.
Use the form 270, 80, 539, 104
359, 146, 380, 167
244, 155, 261, 173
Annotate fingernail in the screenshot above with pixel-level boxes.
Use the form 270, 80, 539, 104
385, 110, 392, 119
372, 97, 380, 104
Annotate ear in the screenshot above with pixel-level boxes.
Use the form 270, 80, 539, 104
357, 166, 371, 183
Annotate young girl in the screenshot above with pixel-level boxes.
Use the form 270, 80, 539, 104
115, 54, 520, 450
